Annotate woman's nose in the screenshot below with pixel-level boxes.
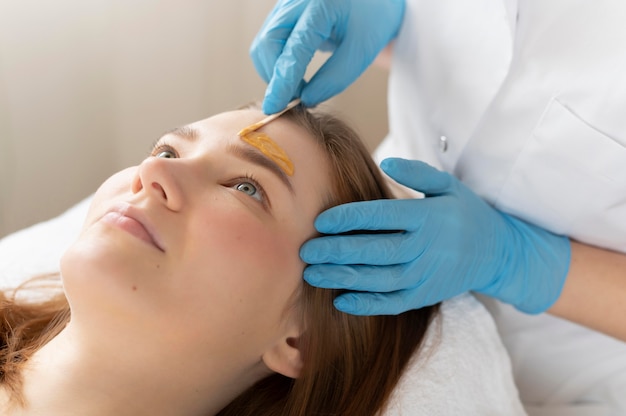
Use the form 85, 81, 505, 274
131, 157, 184, 211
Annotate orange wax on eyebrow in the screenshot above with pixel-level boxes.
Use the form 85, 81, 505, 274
238, 130, 295, 176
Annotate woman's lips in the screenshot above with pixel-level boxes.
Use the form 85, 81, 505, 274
100, 207, 165, 252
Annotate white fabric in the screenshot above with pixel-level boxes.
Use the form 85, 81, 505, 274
481, 298, 626, 416
386, 294, 526, 415
379, 0, 626, 414
0, 196, 90, 288
0, 198, 526, 414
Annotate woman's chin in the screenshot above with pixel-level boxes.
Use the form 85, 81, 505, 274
60, 225, 165, 314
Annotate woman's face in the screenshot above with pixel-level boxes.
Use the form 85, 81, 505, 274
60, 109, 331, 379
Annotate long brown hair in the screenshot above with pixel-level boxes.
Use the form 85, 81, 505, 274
217, 105, 439, 415
0, 105, 439, 414
0, 277, 68, 406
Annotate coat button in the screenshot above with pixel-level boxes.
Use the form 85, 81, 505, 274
439, 135, 448, 152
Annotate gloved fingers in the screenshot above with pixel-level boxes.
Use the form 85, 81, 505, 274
300, 231, 419, 265
303, 263, 415, 292
263, 78, 306, 114
302, 0, 404, 105
333, 290, 424, 316
313, 199, 423, 234
301, 40, 373, 106
380, 158, 455, 196
263, 1, 335, 113
250, 0, 307, 84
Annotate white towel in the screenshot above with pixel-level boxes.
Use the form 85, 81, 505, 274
0, 196, 89, 288
385, 294, 526, 415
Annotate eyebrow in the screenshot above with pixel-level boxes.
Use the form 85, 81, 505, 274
166, 125, 295, 194
164, 126, 198, 142
227, 142, 295, 194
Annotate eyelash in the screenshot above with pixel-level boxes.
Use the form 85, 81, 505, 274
150, 141, 178, 158
148, 141, 270, 208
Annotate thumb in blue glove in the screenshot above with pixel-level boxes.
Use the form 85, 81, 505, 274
250, 0, 405, 114
300, 158, 571, 315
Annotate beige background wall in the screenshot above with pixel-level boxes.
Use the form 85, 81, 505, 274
0, 0, 388, 237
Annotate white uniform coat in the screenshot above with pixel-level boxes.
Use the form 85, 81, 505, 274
376, 0, 626, 414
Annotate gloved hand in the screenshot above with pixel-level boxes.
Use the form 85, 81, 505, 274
250, 0, 405, 114
301, 158, 572, 315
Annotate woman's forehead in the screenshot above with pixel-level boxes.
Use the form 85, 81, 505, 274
192, 109, 272, 134
190, 110, 320, 160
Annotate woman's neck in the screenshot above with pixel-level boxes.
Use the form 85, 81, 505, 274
1, 322, 242, 416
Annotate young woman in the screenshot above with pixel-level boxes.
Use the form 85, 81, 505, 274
0, 104, 439, 415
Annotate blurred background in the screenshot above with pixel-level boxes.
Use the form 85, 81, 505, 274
0, 0, 389, 237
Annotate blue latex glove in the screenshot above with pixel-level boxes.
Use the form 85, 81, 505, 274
250, 0, 405, 114
301, 158, 572, 315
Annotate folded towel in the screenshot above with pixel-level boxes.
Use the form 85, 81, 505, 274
385, 294, 526, 415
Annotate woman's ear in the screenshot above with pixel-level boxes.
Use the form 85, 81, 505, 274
262, 331, 304, 379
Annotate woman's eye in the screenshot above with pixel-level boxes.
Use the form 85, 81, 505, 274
155, 149, 177, 159
235, 181, 263, 202
150, 143, 178, 159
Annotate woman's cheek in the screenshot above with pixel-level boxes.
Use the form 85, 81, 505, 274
196, 211, 304, 285
83, 167, 137, 229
